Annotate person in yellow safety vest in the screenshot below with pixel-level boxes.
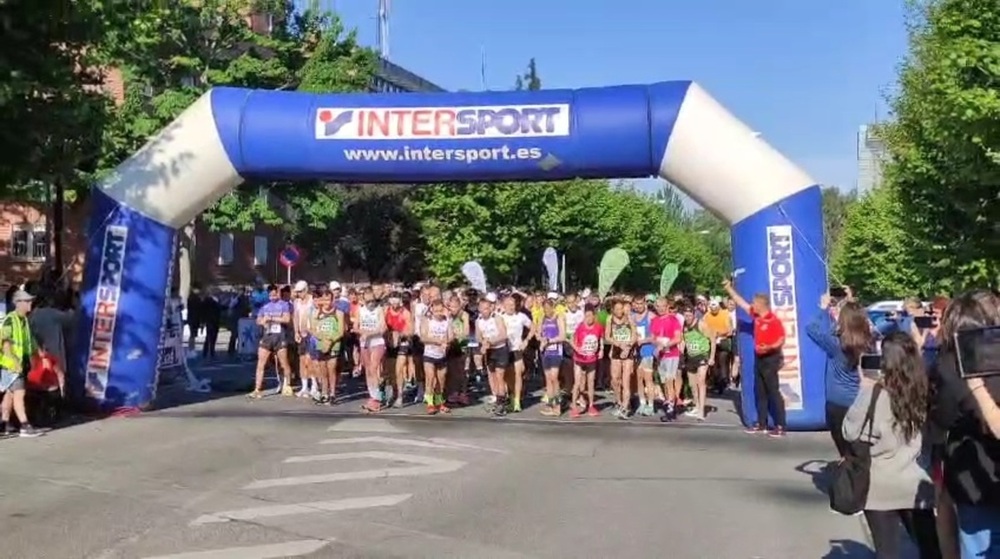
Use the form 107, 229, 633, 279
0, 290, 42, 437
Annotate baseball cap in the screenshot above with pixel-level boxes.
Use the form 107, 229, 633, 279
546, 291, 559, 300
328, 281, 342, 291
709, 297, 721, 309
12, 290, 34, 303
485, 292, 498, 303
293, 280, 308, 292
645, 294, 657, 303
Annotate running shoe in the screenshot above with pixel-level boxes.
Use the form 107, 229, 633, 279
426, 404, 438, 415
247, 390, 263, 400
586, 405, 600, 417
438, 404, 451, 414
18, 425, 41, 438
569, 408, 582, 418
744, 425, 766, 435
281, 384, 294, 397
393, 397, 404, 408
768, 427, 787, 438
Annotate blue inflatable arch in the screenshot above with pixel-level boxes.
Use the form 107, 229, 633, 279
75, 81, 827, 430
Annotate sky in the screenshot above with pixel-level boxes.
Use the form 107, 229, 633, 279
303, 0, 910, 197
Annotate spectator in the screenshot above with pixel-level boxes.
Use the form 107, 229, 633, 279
0, 290, 42, 437
27, 291, 75, 398
931, 290, 1000, 557
186, 284, 203, 352
843, 331, 939, 557
201, 288, 222, 360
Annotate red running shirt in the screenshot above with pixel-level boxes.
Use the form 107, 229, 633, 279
573, 322, 604, 364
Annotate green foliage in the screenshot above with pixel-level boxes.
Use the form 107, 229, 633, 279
95, 0, 377, 233
879, 0, 1000, 291
831, 184, 932, 300
403, 180, 729, 292
0, 0, 111, 198
821, 186, 857, 261
514, 58, 542, 91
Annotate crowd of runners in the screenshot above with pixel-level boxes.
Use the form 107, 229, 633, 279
247, 280, 752, 425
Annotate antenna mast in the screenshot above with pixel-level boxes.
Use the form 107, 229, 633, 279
376, 0, 390, 60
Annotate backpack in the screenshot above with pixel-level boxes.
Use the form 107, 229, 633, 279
828, 384, 882, 515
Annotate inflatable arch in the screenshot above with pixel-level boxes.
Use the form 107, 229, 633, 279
73, 81, 827, 430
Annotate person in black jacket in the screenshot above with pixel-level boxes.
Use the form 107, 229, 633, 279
931, 289, 1000, 558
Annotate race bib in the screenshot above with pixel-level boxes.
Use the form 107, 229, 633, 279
268, 323, 282, 334
581, 335, 599, 355
635, 325, 647, 339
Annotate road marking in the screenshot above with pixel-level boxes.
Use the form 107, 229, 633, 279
191, 494, 411, 525
141, 539, 330, 559
318, 436, 505, 453
244, 452, 466, 489
327, 418, 405, 433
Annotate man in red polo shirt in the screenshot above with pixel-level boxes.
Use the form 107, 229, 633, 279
723, 278, 787, 437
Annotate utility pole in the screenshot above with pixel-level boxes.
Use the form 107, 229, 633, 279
376, 0, 390, 59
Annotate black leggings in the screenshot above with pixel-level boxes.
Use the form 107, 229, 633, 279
825, 402, 851, 458
863, 509, 941, 559
754, 350, 786, 429
712, 346, 731, 392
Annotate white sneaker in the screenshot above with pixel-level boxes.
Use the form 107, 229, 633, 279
310, 388, 321, 400
296, 389, 309, 398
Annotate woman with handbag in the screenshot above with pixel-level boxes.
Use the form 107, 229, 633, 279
842, 331, 940, 558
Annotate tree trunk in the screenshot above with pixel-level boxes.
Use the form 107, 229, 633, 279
53, 178, 64, 276
178, 221, 197, 300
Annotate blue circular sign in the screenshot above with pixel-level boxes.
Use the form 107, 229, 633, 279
279, 245, 301, 267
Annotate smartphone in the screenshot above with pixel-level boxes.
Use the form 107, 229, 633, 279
829, 286, 847, 299
913, 315, 936, 329
955, 326, 1000, 378
860, 353, 882, 374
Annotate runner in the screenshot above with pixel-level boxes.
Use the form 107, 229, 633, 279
310, 287, 343, 405
385, 293, 412, 408
632, 295, 657, 416
680, 303, 716, 420
446, 296, 471, 406
354, 288, 387, 413
501, 295, 534, 412
652, 297, 683, 419
570, 304, 603, 418
606, 299, 636, 419
703, 297, 733, 395
538, 298, 565, 416
420, 298, 452, 414
476, 294, 509, 416
562, 293, 584, 402
292, 281, 317, 399
249, 285, 292, 399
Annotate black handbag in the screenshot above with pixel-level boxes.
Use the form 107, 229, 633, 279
828, 384, 882, 515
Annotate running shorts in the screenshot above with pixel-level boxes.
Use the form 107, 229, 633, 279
657, 356, 680, 381
260, 333, 286, 352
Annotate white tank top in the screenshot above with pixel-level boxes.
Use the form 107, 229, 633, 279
423, 317, 450, 359
294, 298, 313, 332
476, 315, 504, 348
359, 305, 384, 347
502, 312, 528, 351
564, 309, 584, 340
413, 302, 428, 337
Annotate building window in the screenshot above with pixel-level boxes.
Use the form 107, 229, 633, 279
11, 224, 47, 261
253, 235, 267, 267
218, 233, 234, 266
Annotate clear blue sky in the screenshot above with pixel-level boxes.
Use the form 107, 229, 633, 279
306, 0, 909, 195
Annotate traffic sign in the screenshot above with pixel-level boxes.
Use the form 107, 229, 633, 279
279, 245, 302, 268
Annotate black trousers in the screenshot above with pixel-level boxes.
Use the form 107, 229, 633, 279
825, 401, 851, 458
753, 350, 786, 429
712, 345, 731, 393
202, 323, 219, 358
864, 509, 941, 559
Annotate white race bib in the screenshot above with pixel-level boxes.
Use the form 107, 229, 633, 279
268, 323, 282, 334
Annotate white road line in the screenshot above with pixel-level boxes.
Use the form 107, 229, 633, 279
244, 452, 466, 489
317, 436, 505, 453
191, 494, 411, 525
141, 539, 330, 559
327, 418, 405, 433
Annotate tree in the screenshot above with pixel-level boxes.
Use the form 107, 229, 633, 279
880, 0, 1000, 291
95, 0, 376, 233
514, 58, 542, 91
821, 186, 857, 260
830, 184, 932, 300
0, 0, 111, 198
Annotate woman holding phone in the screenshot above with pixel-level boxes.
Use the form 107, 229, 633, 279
842, 331, 940, 558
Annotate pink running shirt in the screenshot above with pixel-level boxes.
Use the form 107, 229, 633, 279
650, 313, 682, 359
573, 321, 604, 364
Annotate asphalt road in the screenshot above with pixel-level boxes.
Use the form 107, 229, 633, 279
0, 390, 887, 559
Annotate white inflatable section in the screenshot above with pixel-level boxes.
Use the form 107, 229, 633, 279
99, 93, 244, 228
659, 83, 815, 224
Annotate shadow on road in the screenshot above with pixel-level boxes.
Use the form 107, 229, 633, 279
823, 539, 874, 558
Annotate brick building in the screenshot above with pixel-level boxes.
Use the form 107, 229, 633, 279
0, 6, 444, 288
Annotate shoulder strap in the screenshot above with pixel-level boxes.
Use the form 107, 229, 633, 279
860, 384, 883, 442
